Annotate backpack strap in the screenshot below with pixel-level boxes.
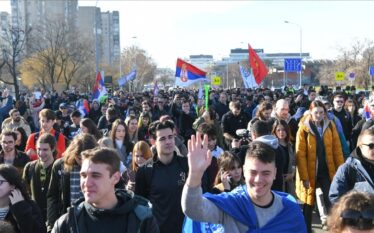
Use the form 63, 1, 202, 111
34, 131, 60, 145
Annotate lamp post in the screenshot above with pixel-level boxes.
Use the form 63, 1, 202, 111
284, 20, 302, 88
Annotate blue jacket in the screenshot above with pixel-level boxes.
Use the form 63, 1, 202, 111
329, 148, 374, 204
183, 186, 306, 233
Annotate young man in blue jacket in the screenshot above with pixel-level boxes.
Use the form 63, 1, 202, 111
182, 133, 307, 233
329, 128, 374, 203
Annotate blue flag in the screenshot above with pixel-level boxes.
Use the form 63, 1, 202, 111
118, 69, 137, 86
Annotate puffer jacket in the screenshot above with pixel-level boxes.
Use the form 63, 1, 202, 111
295, 114, 344, 205
329, 147, 374, 204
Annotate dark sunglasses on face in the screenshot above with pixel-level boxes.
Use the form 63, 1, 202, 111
341, 209, 374, 230
362, 143, 374, 149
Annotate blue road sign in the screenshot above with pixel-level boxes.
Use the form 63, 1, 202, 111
284, 58, 302, 72
370, 66, 374, 76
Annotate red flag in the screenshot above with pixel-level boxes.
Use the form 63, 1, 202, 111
248, 44, 268, 85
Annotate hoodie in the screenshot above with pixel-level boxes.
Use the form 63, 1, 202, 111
51, 189, 159, 233
253, 135, 285, 192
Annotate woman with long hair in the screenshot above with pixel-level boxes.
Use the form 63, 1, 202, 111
0, 164, 46, 233
110, 119, 134, 168
80, 118, 102, 140
13, 127, 28, 152
125, 141, 153, 191
327, 191, 374, 233
138, 112, 152, 143
247, 101, 273, 135
211, 151, 244, 194
272, 119, 296, 196
295, 100, 344, 233
46, 133, 98, 231
125, 115, 140, 144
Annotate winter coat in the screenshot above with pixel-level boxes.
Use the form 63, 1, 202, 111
5, 199, 47, 233
329, 147, 374, 204
295, 115, 344, 206
51, 189, 159, 233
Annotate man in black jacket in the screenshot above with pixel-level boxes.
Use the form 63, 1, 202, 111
52, 147, 158, 233
135, 120, 188, 233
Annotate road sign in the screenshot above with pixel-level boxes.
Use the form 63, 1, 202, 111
284, 58, 302, 72
349, 72, 355, 81
370, 66, 374, 76
211, 76, 221, 85
335, 72, 345, 81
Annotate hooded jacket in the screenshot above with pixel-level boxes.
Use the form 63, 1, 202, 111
295, 114, 344, 206
51, 189, 159, 233
329, 147, 374, 203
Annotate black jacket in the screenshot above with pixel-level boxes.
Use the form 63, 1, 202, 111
51, 190, 159, 233
23, 159, 54, 222
5, 200, 47, 233
47, 158, 71, 231
47, 158, 126, 231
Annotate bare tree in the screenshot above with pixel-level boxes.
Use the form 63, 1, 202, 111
27, 19, 70, 90
0, 26, 29, 100
121, 46, 157, 91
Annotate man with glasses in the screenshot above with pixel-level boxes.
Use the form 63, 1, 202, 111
332, 93, 352, 147
329, 128, 374, 203
0, 130, 30, 174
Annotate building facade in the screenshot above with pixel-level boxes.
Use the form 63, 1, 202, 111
189, 54, 213, 70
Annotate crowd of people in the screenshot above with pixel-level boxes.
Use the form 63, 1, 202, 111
0, 84, 373, 233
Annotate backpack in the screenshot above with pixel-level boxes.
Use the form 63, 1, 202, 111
34, 131, 60, 145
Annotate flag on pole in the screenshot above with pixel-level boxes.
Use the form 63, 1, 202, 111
76, 99, 90, 117
248, 44, 268, 85
118, 69, 137, 86
239, 65, 258, 89
93, 71, 107, 100
153, 81, 159, 96
175, 58, 207, 87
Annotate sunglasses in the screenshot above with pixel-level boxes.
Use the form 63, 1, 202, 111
362, 143, 374, 149
341, 209, 374, 230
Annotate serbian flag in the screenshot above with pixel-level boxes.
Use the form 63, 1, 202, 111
77, 99, 90, 117
175, 58, 207, 87
248, 44, 268, 85
365, 102, 371, 121
92, 71, 107, 100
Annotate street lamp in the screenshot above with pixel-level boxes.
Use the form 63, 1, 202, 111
284, 20, 303, 88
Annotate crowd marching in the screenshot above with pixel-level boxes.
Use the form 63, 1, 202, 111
0, 83, 373, 233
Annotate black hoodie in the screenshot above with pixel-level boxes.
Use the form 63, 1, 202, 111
51, 189, 159, 233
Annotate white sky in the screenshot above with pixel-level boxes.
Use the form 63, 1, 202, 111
1, 1, 374, 69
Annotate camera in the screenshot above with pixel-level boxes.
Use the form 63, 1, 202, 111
235, 129, 252, 145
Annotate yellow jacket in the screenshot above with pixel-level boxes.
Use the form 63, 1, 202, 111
295, 114, 344, 205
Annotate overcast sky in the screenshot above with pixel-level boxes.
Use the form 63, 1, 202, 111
1, 1, 373, 69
